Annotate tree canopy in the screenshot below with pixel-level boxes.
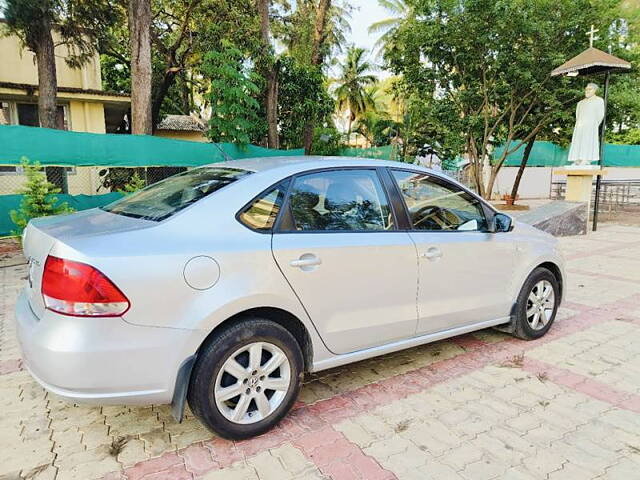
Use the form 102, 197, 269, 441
4, 0, 640, 184
385, 0, 629, 197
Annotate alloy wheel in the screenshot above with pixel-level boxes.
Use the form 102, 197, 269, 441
526, 279, 555, 330
214, 342, 291, 424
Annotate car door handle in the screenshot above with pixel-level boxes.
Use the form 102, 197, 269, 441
290, 255, 322, 268
421, 247, 443, 260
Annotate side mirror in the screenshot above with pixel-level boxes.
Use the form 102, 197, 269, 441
489, 213, 513, 233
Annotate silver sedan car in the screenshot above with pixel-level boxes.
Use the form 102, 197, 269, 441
16, 157, 564, 439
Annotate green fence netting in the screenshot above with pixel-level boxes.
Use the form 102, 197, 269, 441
338, 145, 399, 160
494, 140, 640, 167
0, 125, 304, 167
0, 192, 123, 236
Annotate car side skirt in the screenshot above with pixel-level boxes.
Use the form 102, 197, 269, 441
311, 316, 511, 373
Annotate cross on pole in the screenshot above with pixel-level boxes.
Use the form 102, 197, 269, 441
587, 25, 599, 48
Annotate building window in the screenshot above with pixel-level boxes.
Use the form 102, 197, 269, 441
0, 100, 69, 130
0, 102, 11, 125
0, 101, 70, 188
15, 103, 69, 130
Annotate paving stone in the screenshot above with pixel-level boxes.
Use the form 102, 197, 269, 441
460, 457, 508, 480
201, 461, 259, 480
439, 443, 484, 471
117, 438, 149, 468
521, 451, 567, 478
600, 458, 640, 479
363, 437, 413, 461
500, 466, 539, 480
139, 428, 174, 456
246, 450, 291, 480
55, 446, 121, 480
270, 444, 314, 477
547, 461, 598, 479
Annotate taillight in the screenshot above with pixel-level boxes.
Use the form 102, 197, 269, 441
42, 256, 130, 317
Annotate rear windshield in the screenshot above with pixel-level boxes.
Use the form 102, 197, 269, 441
102, 167, 252, 221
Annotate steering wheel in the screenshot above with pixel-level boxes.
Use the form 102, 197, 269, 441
413, 205, 462, 230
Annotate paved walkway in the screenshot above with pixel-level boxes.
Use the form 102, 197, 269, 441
1, 224, 640, 480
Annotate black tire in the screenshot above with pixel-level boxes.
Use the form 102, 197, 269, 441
187, 318, 304, 440
512, 267, 560, 340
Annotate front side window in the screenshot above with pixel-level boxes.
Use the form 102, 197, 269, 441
103, 167, 251, 221
391, 170, 487, 232
238, 181, 288, 231
286, 169, 394, 232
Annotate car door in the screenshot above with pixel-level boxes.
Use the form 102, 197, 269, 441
389, 169, 516, 335
271, 168, 418, 355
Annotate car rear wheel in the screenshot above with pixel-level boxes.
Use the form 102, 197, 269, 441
512, 267, 560, 340
187, 318, 304, 440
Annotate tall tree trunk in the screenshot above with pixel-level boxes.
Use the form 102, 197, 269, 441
467, 138, 484, 197
265, 66, 279, 148
303, 0, 331, 154
311, 0, 331, 66
510, 135, 536, 203
258, 0, 279, 149
302, 122, 314, 154
34, 20, 68, 193
152, 69, 177, 128
129, 0, 153, 135
35, 20, 58, 129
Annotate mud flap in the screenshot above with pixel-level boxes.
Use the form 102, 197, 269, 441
171, 354, 196, 423
492, 303, 517, 334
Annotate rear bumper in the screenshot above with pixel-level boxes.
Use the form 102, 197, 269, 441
15, 289, 203, 405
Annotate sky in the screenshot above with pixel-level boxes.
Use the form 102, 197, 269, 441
347, 0, 390, 52
339, 0, 393, 78
0, 0, 392, 74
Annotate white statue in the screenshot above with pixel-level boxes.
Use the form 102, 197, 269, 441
567, 83, 605, 167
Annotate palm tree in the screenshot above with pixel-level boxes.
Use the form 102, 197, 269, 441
368, 0, 410, 54
355, 110, 402, 148
334, 47, 377, 140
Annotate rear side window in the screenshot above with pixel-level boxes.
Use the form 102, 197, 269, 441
103, 167, 251, 221
284, 169, 394, 232
238, 181, 288, 231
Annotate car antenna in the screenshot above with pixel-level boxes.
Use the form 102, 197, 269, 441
212, 141, 234, 163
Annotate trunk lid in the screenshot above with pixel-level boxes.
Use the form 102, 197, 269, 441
22, 208, 155, 318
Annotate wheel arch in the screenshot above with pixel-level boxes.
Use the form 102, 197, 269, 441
536, 261, 564, 300
497, 258, 565, 335
196, 306, 314, 372
171, 306, 313, 424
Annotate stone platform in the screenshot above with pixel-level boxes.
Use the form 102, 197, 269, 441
516, 200, 588, 236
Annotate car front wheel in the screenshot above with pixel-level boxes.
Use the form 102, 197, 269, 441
512, 267, 560, 340
187, 318, 304, 439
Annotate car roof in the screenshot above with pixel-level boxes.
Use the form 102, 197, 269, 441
206, 156, 430, 174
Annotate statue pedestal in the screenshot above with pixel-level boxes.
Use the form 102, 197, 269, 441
554, 168, 607, 232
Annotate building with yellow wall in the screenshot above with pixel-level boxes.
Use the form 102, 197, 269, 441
0, 25, 211, 196
0, 26, 131, 195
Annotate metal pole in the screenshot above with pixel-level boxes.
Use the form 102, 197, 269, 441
592, 71, 610, 231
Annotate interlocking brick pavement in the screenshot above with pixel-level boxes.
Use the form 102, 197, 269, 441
1, 224, 640, 479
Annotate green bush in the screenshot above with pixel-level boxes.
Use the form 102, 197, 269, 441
118, 171, 146, 193
311, 126, 346, 156
10, 158, 73, 236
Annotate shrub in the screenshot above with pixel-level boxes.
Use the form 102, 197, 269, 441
10, 158, 73, 236
311, 126, 346, 156
118, 171, 146, 193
